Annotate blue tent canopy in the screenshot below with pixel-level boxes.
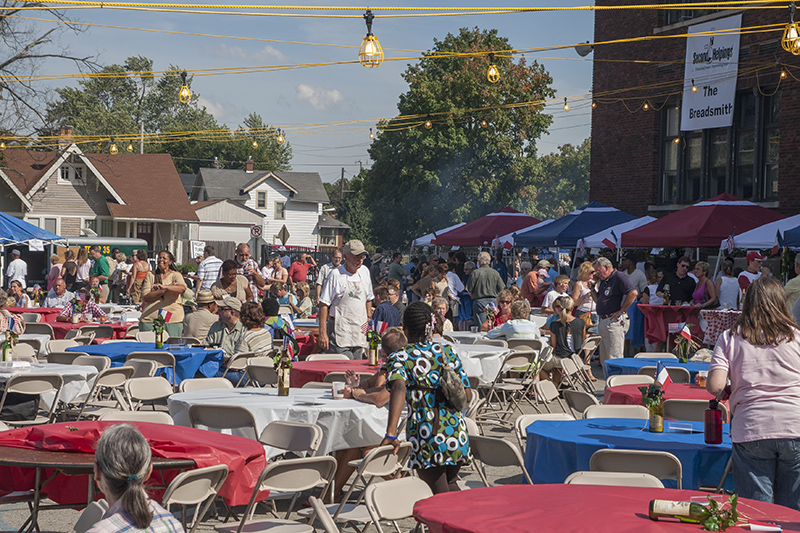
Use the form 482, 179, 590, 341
512, 201, 637, 248
782, 224, 800, 248
0, 211, 62, 245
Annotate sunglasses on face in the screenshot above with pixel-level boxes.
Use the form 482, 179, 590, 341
499, 300, 511, 304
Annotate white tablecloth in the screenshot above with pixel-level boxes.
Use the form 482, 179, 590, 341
446, 331, 487, 345
168, 388, 388, 458
451, 345, 509, 384
0, 363, 97, 408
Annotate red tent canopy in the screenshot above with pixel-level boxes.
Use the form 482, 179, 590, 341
621, 194, 785, 248
432, 207, 541, 247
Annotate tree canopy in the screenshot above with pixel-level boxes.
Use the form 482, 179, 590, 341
361, 27, 556, 248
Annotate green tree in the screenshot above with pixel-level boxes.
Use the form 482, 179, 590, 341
526, 139, 591, 219
324, 173, 375, 249
362, 27, 555, 248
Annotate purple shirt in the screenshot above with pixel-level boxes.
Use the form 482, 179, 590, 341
596, 270, 635, 317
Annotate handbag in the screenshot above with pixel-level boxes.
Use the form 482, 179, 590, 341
439, 358, 468, 412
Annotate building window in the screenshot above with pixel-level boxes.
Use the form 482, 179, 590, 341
58, 164, 86, 183
663, 1, 719, 26
257, 191, 266, 209
85, 219, 98, 234
100, 219, 114, 237
659, 90, 779, 204
59, 167, 70, 182
43, 218, 57, 235
275, 201, 286, 220
319, 229, 337, 247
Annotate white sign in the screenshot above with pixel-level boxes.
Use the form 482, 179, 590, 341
28, 239, 44, 252
190, 240, 205, 259
250, 225, 263, 239
681, 14, 742, 131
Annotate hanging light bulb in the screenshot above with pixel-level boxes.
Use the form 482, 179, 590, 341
480, 119, 488, 128
369, 128, 374, 140
486, 52, 500, 83
252, 139, 259, 149
783, 3, 800, 55
424, 116, 433, 129
691, 79, 698, 93
643, 101, 650, 111
781, 69, 788, 80
109, 138, 118, 155
672, 137, 680, 145
591, 100, 597, 109
358, 10, 384, 68
563, 98, 570, 112
0, 142, 5, 150
126, 143, 134, 152
179, 71, 191, 103
276, 128, 285, 145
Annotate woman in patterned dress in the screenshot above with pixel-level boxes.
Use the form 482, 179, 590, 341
381, 301, 473, 494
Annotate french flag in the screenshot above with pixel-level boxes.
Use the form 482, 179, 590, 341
602, 230, 618, 251
158, 309, 173, 322
679, 322, 692, 341
283, 336, 295, 360
373, 320, 388, 334
655, 361, 672, 391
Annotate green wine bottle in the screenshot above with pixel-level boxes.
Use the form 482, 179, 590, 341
649, 500, 710, 523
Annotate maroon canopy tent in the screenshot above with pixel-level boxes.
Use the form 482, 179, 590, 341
620, 194, 785, 248
432, 207, 541, 247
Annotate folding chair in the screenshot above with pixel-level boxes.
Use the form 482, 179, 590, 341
24, 322, 54, 339
469, 435, 532, 486
637, 366, 691, 384
122, 359, 158, 378
305, 353, 350, 361
0, 373, 63, 426
73, 499, 109, 533
10, 343, 38, 363
514, 413, 574, 449
583, 404, 649, 419
531, 380, 569, 414
590, 449, 683, 489
220, 351, 255, 387
324, 372, 374, 383
72, 355, 111, 373
179, 378, 235, 393
474, 339, 508, 348
664, 399, 729, 423
72, 333, 96, 345
64, 329, 81, 340
570, 353, 597, 391
188, 404, 259, 441
579, 335, 602, 364
246, 362, 279, 388
125, 324, 139, 339
125, 376, 173, 411
162, 464, 229, 533
259, 421, 323, 457
46, 339, 78, 354
98, 410, 174, 424
364, 477, 434, 533
68, 366, 134, 420
559, 357, 592, 393
605, 374, 654, 388
127, 351, 177, 388
20, 312, 41, 324
216, 456, 336, 532
15, 338, 43, 360
563, 389, 600, 418
564, 471, 664, 488
634, 352, 678, 360
135, 330, 157, 343
475, 349, 539, 427
309, 496, 340, 533
78, 325, 114, 339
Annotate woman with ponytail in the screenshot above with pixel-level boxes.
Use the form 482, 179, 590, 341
543, 296, 586, 386
88, 424, 185, 533
381, 301, 473, 494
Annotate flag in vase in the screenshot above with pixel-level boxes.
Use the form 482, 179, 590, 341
655, 361, 673, 391
679, 322, 692, 341
373, 320, 388, 334
158, 309, 173, 322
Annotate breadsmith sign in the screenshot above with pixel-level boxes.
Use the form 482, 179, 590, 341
681, 14, 742, 131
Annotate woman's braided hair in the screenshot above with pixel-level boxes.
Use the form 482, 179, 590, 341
403, 301, 436, 343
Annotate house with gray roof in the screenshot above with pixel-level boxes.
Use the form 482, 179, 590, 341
189, 159, 347, 249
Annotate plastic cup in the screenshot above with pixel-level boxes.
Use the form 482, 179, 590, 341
332, 382, 346, 399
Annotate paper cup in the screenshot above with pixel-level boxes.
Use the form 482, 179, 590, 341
331, 382, 346, 399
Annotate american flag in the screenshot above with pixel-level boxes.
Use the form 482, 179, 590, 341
361, 321, 370, 335
578, 237, 586, 257
726, 228, 735, 255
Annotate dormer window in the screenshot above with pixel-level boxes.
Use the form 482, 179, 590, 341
58, 164, 86, 183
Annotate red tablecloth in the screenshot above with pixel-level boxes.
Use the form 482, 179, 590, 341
48, 321, 129, 340
7, 307, 62, 323
604, 383, 715, 405
700, 309, 741, 346
413, 485, 800, 532
290, 360, 380, 388
638, 304, 702, 344
295, 333, 317, 357
0, 421, 266, 506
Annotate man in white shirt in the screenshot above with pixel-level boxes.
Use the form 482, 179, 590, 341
6, 249, 27, 289
195, 245, 223, 295
317, 240, 373, 359
315, 249, 343, 301
445, 263, 465, 319
43, 278, 74, 308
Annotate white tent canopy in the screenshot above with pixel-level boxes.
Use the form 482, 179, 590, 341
498, 219, 554, 248
411, 222, 466, 248
717, 214, 800, 250
584, 216, 657, 249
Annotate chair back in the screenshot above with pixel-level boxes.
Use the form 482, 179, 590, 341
165, 337, 202, 345
364, 477, 433, 530
125, 324, 139, 338
301, 381, 331, 389
125, 376, 173, 407
47, 351, 86, 365
73, 500, 109, 533
99, 411, 174, 424
15, 338, 42, 358
179, 378, 234, 393
564, 471, 665, 488
514, 413, 574, 448
278, 304, 294, 316
634, 352, 678, 360
464, 416, 481, 435
78, 325, 114, 339
259, 421, 323, 457
533, 380, 561, 403
188, 404, 258, 440
469, 435, 532, 485
590, 448, 683, 489
563, 389, 600, 417
122, 359, 158, 378
72, 334, 95, 345
10, 343, 38, 363
305, 353, 350, 361
583, 404, 650, 420
637, 366, 691, 384
579, 335, 602, 356
246, 364, 279, 387
135, 330, 157, 343
308, 496, 340, 533
474, 338, 508, 348
663, 399, 729, 423
605, 374, 654, 388
324, 372, 373, 383
46, 339, 78, 354
72, 355, 111, 372
1, 373, 63, 423
506, 338, 543, 353
25, 323, 54, 339
127, 351, 177, 386
162, 464, 229, 533
359, 443, 413, 478
0, 421, 8, 431
93, 366, 135, 389
529, 314, 548, 328
20, 312, 41, 323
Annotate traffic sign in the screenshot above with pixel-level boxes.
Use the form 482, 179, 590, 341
250, 225, 262, 239
277, 225, 290, 245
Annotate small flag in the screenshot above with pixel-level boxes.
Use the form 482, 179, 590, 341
361, 321, 370, 335
283, 336, 296, 360
158, 309, 173, 322
655, 361, 672, 391
578, 237, 586, 258
601, 236, 617, 251
772, 230, 784, 257
726, 228, 736, 255
373, 320, 388, 334
679, 322, 692, 341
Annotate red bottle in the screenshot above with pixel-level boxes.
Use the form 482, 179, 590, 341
705, 399, 723, 444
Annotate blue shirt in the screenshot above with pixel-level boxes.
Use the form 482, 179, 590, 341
372, 300, 401, 328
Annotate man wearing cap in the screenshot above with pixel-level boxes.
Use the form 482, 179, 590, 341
656, 256, 695, 304
316, 249, 342, 301
621, 253, 647, 295
318, 239, 373, 359
5, 250, 26, 289
183, 290, 219, 341
592, 256, 637, 362
739, 251, 765, 291
205, 296, 245, 360
278, 247, 291, 269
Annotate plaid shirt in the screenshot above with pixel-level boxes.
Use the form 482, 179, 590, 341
237, 258, 261, 301
87, 500, 184, 533
58, 300, 108, 320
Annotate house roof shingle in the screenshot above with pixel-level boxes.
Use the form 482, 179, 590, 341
197, 168, 329, 204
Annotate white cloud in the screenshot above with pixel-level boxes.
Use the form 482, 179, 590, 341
295, 84, 344, 111
197, 96, 242, 124
210, 44, 286, 63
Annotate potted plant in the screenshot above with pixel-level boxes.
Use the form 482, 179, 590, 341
639, 382, 665, 433
152, 315, 166, 349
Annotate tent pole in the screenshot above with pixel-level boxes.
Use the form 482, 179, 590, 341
696, 247, 700, 261
712, 246, 723, 280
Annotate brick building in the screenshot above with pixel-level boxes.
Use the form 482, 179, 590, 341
590, 2, 800, 217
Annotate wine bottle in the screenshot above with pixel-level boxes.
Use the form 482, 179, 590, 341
649, 500, 710, 523
277, 350, 290, 396
705, 399, 723, 445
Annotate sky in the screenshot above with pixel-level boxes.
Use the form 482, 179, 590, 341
30, 1, 595, 183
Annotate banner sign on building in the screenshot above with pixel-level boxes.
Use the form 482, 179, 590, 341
681, 14, 742, 131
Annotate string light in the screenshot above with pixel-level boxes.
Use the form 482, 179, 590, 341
424, 116, 433, 129
783, 2, 800, 55
126, 143, 134, 152
276, 128, 285, 145
591, 100, 597, 109
691, 79, 698, 93
781, 69, 788, 80
179, 71, 191, 103
563, 97, 569, 112
369, 128, 374, 140
486, 52, 499, 84
672, 137, 680, 144
0, 142, 5, 150
252, 139, 259, 148
480, 119, 488, 128
358, 10, 383, 68
109, 138, 118, 155
643, 101, 649, 110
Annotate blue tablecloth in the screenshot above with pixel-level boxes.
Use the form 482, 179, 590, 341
603, 358, 709, 380
624, 302, 645, 348
66, 342, 224, 384
524, 418, 732, 490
